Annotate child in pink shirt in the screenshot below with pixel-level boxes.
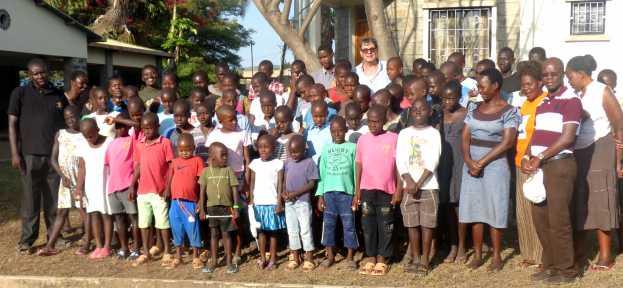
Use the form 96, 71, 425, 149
355, 105, 400, 276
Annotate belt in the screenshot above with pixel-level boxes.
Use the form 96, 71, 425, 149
470, 138, 500, 148
543, 153, 573, 164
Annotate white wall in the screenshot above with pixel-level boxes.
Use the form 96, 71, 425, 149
518, 0, 622, 82
0, 0, 87, 58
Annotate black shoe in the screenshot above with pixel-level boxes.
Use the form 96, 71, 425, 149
544, 275, 576, 285
531, 269, 554, 282
17, 243, 33, 255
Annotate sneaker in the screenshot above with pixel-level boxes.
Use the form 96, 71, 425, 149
128, 250, 140, 261
202, 265, 215, 273
226, 264, 239, 274
116, 250, 128, 260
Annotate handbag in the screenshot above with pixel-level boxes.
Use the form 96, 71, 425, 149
522, 169, 546, 204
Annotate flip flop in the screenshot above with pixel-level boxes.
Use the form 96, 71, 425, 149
413, 264, 429, 277
370, 262, 389, 276
590, 262, 615, 272
302, 260, 316, 272
359, 262, 375, 275
37, 248, 60, 256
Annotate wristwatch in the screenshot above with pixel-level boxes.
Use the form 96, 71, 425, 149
537, 153, 545, 161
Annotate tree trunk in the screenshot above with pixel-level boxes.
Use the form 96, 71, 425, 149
279, 42, 288, 78
320, 5, 334, 48
92, 0, 134, 43
363, 0, 396, 60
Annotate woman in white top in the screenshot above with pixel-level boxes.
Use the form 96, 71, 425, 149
567, 55, 623, 270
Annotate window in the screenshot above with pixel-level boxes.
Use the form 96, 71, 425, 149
428, 8, 491, 72
570, 1, 606, 35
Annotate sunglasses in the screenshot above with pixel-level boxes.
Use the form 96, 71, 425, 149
361, 48, 377, 54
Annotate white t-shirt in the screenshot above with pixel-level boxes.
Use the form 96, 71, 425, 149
249, 94, 287, 123
346, 125, 369, 143
249, 158, 284, 205
355, 60, 391, 93
576, 81, 611, 149
86, 112, 119, 139
205, 128, 252, 173
78, 137, 112, 213
396, 126, 441, 190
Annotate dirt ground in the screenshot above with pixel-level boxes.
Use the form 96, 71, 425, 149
1, 162, 622, 287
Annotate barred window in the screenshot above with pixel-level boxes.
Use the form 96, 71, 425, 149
570, 1, 606, 35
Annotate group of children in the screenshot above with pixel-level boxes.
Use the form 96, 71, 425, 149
34, 54, 619, 278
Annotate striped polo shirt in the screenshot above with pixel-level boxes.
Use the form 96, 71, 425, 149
530, 86, 583, 156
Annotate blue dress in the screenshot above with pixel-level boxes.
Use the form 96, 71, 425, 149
458, 102, 520, 228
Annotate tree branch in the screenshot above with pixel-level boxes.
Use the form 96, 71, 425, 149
281, 0, 293, 25
297, 0, 322, 39
269, 0, 281, 12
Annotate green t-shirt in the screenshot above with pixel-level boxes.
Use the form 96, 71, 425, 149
139, 86, 160, 103
198, 166, 239, 207
315, 142, 357, 196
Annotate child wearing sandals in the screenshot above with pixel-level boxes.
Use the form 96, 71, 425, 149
282, 135, 318, 271
165, 133, 204, 269
199, 142, 240, 274
249, 134, 286, 270
38, 106, 90, 256
396, 98, 441, 276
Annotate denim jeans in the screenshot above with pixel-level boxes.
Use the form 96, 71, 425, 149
361, 189, 394, 258
321, 191, 358, 249
285, 200, 314, 251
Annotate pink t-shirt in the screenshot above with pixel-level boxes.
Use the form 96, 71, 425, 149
356, 131, 398, 194
105, 136, 134, 194
133, 136, 174, 195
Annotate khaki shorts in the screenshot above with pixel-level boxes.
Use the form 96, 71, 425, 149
400, 190, 438, 228
137, 193, 170, 229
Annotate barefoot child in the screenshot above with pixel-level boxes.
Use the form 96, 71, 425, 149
76, 118, 114, 259
316, 117, 358, 270
282, 135, 318, 271
165, 133, 204, 269
130, 113, 174, 266
249, 135, 286, 270
38, 106, 90, 256
355, 105, 400, 276
397, 98, 442, 276
105, 113, 141, 260
199, 142, 240, 274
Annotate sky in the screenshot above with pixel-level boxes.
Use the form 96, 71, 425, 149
236, 2, 294, 69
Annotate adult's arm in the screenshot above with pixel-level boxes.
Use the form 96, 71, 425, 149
8, 115, 22, 172
601, 87, 623, 175
525, 123, 578, 172
476, 127, 517, 167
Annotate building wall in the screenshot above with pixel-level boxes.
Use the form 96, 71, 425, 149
518, 0, 622, 80
0, 0, 88, 58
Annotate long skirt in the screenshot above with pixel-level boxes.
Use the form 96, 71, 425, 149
516, 170, 543, 263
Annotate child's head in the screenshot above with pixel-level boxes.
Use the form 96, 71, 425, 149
89, 87, 109, 113
123, 85, 139, 100
329, 116, 347, 144
412, 58, 428, 78
190, 88, 206, 110
196, 101, 215, 127
114, 111, 131, 137
308, 84, 327, 103
367, 105, 387, 135
441, 80, 462, 112
141, 65, 158, 87
410, 98, 431, 128
251, 72, 269, 93
344, 102, 362, 131
427, 70, 446, 97
220, 89, 239, 109
440, 61, 462, 82
107, 76, 124, 105
256, 134, 275, 161
598, 69, 617, 90
420, 62, 436, 78
386, 83, 404, 112
141, 112, 160, 140
387, 57, 403, 81
404, 76, 429, 104
343, 72, 359, 99
192, 71, 208, 90
296, 74, 315, 101
63, 105, 81, 131
274, 105, 293, 135
259, 91, 277, 119
354, 85, 371, 113
221, 72, 238, 92
335, 62, 351, 89
216, 105, 238, 132
159, 88, 177, 114
371, 89, 392, 109
258, 60, 274, 78
127, 97, 146, 124
208, 142, 228, 167
173, 99, 191, 129
215, 63, 230, 83
80, 118, 100, 145
317, 45, 334, 70
162, 71, 178, 90
290, 60, 307, 82
311, 100, 329, 127
287, 134, 306, 161
177, 133, 195, 159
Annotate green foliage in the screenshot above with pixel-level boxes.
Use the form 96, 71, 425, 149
162, 17, 198, 54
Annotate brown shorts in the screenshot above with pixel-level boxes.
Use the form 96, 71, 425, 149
206, 206, 237, 232
400, 190, 438, 228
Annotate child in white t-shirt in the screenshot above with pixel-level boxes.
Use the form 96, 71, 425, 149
84, 87, 118, 138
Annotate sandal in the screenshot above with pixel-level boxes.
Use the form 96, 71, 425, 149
192, 258, 204, 269
149, 246, 161, 257
403, 262, 417, 273
359, 261, 376, 275
160, 253, 174, 267
590, 262, 615, 272
199, 250, 209, 263
132, 255, 149, 267
302, 260, 316, 271
518, 259, 539, 269
371, 262, 389, 276
166, 258, 182, 269
265, 261, 277, 270
413, 264, 429, 277
37, 248, 60, 256
285, 254, 300, 270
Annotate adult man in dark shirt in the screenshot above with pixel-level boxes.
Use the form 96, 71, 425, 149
498, 47, 520, 101
8, 58, 66, 254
